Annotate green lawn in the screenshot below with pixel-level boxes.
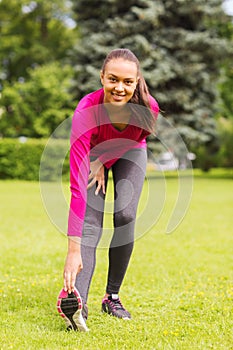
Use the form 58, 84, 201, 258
0, 171, 232, 350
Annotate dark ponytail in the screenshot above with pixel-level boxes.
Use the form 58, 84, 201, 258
102, 48, 156, 134
129, 71, 156, 134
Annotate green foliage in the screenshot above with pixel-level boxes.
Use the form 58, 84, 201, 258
0, 63, 74, 138
217, 117, 233, 167
0, 0, 78, 139
219, 62, 233, 119
0, 0, 76, 84
0, 138, 70, 180
0, 138, 45, 180
188, 117, 233, 171
192, 145, 218, 172
215, 13, 233, 120
40, 139, 70, 182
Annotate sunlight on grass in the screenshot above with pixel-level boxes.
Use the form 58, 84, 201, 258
0, 173, 232, 349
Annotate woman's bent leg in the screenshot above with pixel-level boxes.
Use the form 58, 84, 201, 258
106, 148, 147, 294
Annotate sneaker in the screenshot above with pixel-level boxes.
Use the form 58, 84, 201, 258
82, 303, 88, 322
57, 287, 89, 332
101, 294, 131, 320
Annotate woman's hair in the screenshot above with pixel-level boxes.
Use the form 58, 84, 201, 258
101, 48, 156, 134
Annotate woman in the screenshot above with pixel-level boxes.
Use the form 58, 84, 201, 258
57, 48, 159, 331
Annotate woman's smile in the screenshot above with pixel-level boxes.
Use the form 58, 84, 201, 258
111, 92, 126, 101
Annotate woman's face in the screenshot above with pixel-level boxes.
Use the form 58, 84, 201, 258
100, 58, 139, 107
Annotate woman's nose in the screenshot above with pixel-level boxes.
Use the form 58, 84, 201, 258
115, 82, 124, 91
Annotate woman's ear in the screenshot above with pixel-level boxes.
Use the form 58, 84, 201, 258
100, 70, 104, 85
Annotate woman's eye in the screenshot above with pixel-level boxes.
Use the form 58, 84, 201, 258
125, 81, 133, 85
109, 77, 116, 82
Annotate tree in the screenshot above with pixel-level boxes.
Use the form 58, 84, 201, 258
218, 19, 233, 120
0, 0, 76, 86
70, 0, 160, 99
0, 62, 74, 138
0, 0, 78, 138
70, 0, 231, 162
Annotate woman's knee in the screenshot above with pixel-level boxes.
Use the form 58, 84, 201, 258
114, 209, 136, 227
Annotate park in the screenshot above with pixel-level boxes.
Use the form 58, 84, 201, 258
0, 0, 233, 349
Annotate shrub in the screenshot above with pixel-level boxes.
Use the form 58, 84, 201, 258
217, 118, 233, 168
0, 138, 70, 181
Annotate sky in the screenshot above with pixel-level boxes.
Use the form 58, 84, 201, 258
222, 0, 233, 16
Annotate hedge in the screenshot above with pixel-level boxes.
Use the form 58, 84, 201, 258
0, 138, 70, 181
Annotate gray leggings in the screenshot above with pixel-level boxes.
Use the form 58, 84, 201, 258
75, 148, 147, 303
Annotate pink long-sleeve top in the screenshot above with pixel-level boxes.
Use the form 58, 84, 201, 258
68, 88, 159, 237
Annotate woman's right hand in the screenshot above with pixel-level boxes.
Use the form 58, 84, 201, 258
63, 237, 82, 294
87, 158, 105, 195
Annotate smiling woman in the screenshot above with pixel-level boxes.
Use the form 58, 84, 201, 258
57, 48, 159, 332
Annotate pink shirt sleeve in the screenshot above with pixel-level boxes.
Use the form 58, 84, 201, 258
67, 102, 97, 237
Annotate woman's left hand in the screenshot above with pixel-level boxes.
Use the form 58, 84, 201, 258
87, 158, 105, 195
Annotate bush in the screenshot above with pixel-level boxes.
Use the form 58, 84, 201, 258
0, 138, 70, 181
192, 145, 219, 171
217, 118, 233, 168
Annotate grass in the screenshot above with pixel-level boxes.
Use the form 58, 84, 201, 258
0, 170, 233, 350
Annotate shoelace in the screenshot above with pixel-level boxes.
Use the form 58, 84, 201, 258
109, 298, 125, 311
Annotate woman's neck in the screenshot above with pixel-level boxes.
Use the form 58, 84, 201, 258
104, 104, 132, 131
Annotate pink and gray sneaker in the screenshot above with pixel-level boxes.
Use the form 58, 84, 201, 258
57, 287, 89, 332
102, 294, 131, 320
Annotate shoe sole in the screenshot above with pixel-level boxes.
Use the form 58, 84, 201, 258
57, 288, 89, 332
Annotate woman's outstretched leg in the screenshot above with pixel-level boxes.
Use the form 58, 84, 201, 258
75, 170, 108, 304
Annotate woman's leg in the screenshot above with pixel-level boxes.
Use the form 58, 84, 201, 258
75, 168, 109, 304
106, 148, 147, 295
